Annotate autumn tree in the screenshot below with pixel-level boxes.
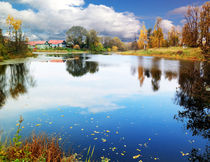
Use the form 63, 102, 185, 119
199, 2, 210, 55
137, 24, 147, 49
150, 17, 164, 48
168, 26, 180, 46
182, 5, 200, 47
6, 15, 28, 54
87, 30, 105, 52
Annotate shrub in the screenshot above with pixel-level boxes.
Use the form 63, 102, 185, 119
73, 44, 80, 50
112, 46, 118, 52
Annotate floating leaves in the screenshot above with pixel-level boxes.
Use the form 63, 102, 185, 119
35, 124, 41, 127
180, 151, 189, 156
101, 138, 106, 142
133, 154, 141, 159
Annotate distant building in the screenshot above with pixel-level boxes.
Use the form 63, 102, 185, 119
48, 40, 66, 48
28, 41, 50, 49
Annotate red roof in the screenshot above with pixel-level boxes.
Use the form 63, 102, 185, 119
27, 41, 46, 46
48, 40, 64, 45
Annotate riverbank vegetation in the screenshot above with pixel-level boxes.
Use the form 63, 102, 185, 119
118, 47, 205, 61
0, 15, 33, 61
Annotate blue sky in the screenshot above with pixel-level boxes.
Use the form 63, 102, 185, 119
0, 0, 206, 40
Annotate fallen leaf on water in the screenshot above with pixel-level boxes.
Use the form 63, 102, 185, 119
148, 138, 151, 141
61, 115, 64, 117
49, 122, 52, 124
94, 138, 98, 140
94, 131, 99, 134
58, 138, 62, 141
16, 123, 20, 126
91, 134, 95, 136
154, 157, 159, 160
180, 151, 189, 156
121, 153, 124, 156
137, 149, 141, 152
81, 128, 84, 131
35, 124, 41, 127
106, 130, 110, 133
133, 154, 141, 159
69, 126, 73, 129
101, 138, 106, 142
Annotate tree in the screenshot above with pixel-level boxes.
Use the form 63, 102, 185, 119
150, 17, 164, 48
168, 26, 180, 46
199, 2, 210, 55
182, 5, 200, 47
147, 28, 153, 48
87, 30, 105, 52
6, 15, 27, 54
66, 26, 88, 48
137, 24, 147, 49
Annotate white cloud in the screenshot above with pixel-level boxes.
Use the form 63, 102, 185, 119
169, 6, 188, 15
160, 19, 174, 33
0, 1, 140, 40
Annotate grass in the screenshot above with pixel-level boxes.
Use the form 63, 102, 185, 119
117, 47, 206, 61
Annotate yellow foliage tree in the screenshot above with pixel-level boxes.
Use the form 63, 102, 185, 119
112, 46, 118, 52
5, 15, 28, 54
150, 17, 164, 48
137, 24, 147, 49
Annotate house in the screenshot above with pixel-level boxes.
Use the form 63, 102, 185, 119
48, 40, 66, 48
28, 41, 50, 49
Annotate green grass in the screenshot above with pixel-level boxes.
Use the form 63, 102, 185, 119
117, 47, 205, 61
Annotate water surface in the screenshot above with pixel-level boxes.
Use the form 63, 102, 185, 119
0, 54, 209, 161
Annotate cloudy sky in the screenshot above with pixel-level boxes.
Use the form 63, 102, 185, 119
0, 0, 205, 41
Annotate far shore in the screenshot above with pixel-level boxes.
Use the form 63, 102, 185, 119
33, 47, 208, 61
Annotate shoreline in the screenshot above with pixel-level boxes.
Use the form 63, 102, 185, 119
116, 47, 207, 61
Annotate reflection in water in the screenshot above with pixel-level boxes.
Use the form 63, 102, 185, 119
174, 62, 210, 161
174, 62, 210, 139
188, 146, 209, 162
66, 56, 99, 77
0, 63, 35, 108
164, 71, 177, 81
150, 58, 162, 91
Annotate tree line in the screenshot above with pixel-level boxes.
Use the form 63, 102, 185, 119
65, 2, 209, 56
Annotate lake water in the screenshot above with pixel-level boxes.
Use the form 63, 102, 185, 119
0, 54, 209, 162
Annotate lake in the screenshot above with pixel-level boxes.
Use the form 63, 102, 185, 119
0, 54, 209, 162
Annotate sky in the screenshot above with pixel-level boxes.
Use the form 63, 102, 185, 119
0, 0, 206, 41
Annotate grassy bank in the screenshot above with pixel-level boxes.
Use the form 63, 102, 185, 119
0, 52, 35, 62
117, 47, 206, 61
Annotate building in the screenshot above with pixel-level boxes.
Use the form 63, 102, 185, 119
48, 40, 66, 48
28, 41, 50, 49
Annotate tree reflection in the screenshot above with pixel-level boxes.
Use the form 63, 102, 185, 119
151, 58, 161, 91
66, 56, 99, 77
0, 63, 35, 108
188, 146, 209, 162
165, 71, 177, 81
174, 61, 210, 139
